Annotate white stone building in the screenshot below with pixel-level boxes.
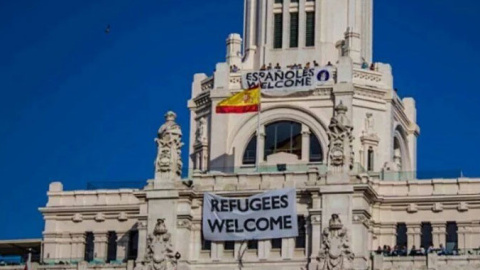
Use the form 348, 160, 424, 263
23, 1, 480, 270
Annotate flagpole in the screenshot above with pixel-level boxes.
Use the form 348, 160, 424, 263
256, 84, 261, 172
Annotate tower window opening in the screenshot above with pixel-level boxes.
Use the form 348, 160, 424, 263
446, 221, 458, 252
84, 232, 94, 262
243, 122, 323, 165
225, 241, 235, 250
310, 133, 323, 162
264, 121, 301, 159
271, 238, 282, 249
243, 135, 257, 165
396, 223, 407, 248
305, 12, 315, 47
295, 216, 306, 248
290, 13, 299, 48
367, 147, 374, 171
274, 13, 283, 49
275, 0, 283, 3
421, 222, 433, 249
107, 231, 117, 263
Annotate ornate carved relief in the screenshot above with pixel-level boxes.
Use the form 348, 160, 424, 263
195, 118, 208, 145
142, 219, 181, 270
327, 102, 354, 170
154, 111, 184, 180
318, 214, 354, 270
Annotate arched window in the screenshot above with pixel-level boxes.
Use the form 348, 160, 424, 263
264, 121, 302, 159
310, 133, 323, 162
242, 121, 324, 164
243, 136, 257, 165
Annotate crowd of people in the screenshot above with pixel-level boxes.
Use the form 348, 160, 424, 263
375, 244, 458, 257
230, 60, 339, 73
230, 59, 378, 73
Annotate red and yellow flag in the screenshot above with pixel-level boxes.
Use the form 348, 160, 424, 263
216, 86, 260, 114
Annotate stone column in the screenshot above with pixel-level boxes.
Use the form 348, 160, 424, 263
93, 232, 108, 262
458, 224, 470, 250
432, 223, 446, 248
301, 124, 311, 162
116, 232, 130, 262
136, 221, 148, 262
406, 224, 421, 249
256, 125, 266, 165
71, 233, 85, 261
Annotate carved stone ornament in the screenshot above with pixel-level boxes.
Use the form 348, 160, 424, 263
154, 111, 184, 180
194, 118, 208, 145
327, 102, 354, 170
142, 219, 181, 270
317, 214, 354, 270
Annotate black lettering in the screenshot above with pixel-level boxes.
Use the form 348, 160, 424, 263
245, 219, 256, 232
256, 218, 269, 231
262, 196, 271, 210
308, 68, 315, 76
280, 195, 289, 208
274, 71, 284, 81
225, 219, 235, 233
305, 76, 312, 86
250, 198, 262, 211
265, 72, 274, 81
208, 219, 225, 233
246, 73, 252, 81
220, 200, 229, 212
283, 215, 293, 229
238, 199, 249, 212
285, 71, 295, 79
235, 219, 244, 233
229, 199, 237, 212
295, 78, 305, 86
284, 80, 294, 87
247, 81, 257, 88
211, 199, 220, 212
271, 196, 280, 209
275, 80, 283, 88
270, 216, 283, 230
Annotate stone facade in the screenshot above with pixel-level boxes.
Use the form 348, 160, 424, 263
32, 1, 479, 270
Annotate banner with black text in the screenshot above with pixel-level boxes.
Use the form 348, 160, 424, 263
202, 188, 298, 241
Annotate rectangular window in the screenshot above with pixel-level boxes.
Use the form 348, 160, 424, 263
201, 234, 211, 251
291, 0, 299, 2
127, 230, 139, 260
446, 222, 458, 251
225, 241, 235, 251
275, 0, 283, 3
247, 240, 258, 250
84, 232, 95, 262
421, 223, 433, 249
107, 231, 117, 263
271, 238, 282, 249
290, 13, 299, 48
295, 216, 306, 248
396, 223, 408, 248
305, 12, 315, 47
274, 13, 283, 49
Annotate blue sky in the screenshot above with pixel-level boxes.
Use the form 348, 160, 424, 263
0, 0, 479, 239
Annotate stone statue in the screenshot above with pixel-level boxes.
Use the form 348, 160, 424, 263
154, 111, 184, 180
327, 102, 354, 170
317, 214, 354, 270
364, 113, 374, 135
195, 118, 207, 145
143, 219, 181, 270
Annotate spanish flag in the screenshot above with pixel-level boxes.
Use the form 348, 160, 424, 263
216, 86, 261, 114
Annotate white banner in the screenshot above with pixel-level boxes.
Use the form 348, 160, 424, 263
242, 67, 333, 93
202, 188, 298, 241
